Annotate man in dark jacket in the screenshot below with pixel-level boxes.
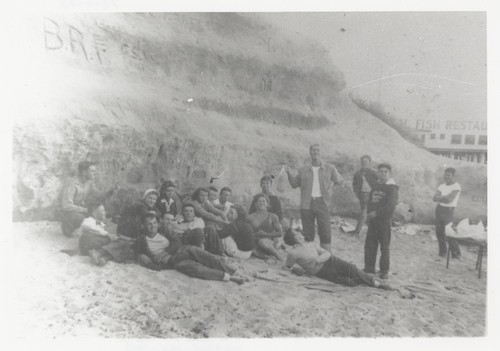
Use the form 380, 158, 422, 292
363, 163, 399, 280
352, 155, 379, 235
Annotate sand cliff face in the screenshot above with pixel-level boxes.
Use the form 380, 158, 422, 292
13, 13, 486, 223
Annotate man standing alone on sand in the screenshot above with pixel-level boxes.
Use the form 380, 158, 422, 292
352, 155, 379, 235
363, 163, 398, 280
285, 144, 344, 253
433, 167, 461, 259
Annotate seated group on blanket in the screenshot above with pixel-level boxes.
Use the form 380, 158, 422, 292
60, 161, 390, 289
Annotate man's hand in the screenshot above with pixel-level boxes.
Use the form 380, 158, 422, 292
367, 211, 377, 220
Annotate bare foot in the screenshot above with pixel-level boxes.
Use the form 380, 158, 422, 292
89, 250, 101, 266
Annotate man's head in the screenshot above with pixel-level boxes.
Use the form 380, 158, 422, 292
444, 167, 456, 185
143, 213, 159, 238
182, 203, 196, 222
377, 163, 392, 183
309, 144, 321, 162
260, 175, 273, 194
162, 213, 176, 230
78, 161, 97, 181
219, 187, 232, 204
161, 181, 176, 199
143, 189, 159, 208
360, 155, 372, 168
208, 186, 219, 202
284, 227, 304, 246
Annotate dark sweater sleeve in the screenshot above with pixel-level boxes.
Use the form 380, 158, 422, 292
272, 196, 284, 221
376, 186, 398, 220
248, 195, 257, 214
352, 171, 361, 198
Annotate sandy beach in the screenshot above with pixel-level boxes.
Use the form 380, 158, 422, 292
6, 220, 486, 338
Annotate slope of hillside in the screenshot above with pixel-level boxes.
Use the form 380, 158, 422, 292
13, 13, 486, 223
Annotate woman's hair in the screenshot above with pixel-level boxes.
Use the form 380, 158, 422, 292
230, 204, 247, 222
159, 180, 176, 197
192, 187, 208, 202
253, 193, 270, 206
86, 200, 104, 216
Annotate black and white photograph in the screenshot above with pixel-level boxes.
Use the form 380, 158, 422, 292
5, 0, 497, 346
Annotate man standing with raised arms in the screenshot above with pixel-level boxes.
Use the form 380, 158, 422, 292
285, 144, 344, 253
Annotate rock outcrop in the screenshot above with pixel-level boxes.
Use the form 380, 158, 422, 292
13, 13, 487, 224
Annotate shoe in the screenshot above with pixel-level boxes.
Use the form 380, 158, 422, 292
451, 255, 461, 260
379, 272, 389, 280
363, 268, 375, 274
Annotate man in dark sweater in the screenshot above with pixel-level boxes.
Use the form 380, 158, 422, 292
363, 163, 399, 280
352, 155, 379, 235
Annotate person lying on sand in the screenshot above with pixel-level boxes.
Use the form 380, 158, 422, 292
136, 212, 248, 284
283, 227, 391, 290
247, 193, 285, 261
78, 201, 136, 266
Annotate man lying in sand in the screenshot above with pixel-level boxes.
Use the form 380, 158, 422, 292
136, 212, 248, 284
283, 227, 391, 290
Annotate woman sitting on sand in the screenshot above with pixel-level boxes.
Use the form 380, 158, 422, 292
283, 226, 391, 290
247, 193, 285, 261
78, 201, 136, 266
189, 187, 229, 256
116, 189, 161, 239
218, 205, 255, 260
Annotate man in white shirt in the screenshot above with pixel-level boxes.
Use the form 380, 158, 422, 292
213, 187, 234, 216
285, 144, 344, 253
433, 167, 462, 258
175, 203, 206, 248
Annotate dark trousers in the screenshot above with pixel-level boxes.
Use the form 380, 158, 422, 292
61, 211, 86, 237
205, 224, 224, 256
300, 198, 331, 244
168, 245, 233, 281
79, 232, 111, 255
317, 256, 374, 287
364, 219, 391, 274
435, 205, 461, 257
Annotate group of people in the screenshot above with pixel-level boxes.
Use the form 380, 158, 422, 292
59, 144, 463, 288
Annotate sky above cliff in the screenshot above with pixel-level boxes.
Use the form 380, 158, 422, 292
260, 12, 486, 122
